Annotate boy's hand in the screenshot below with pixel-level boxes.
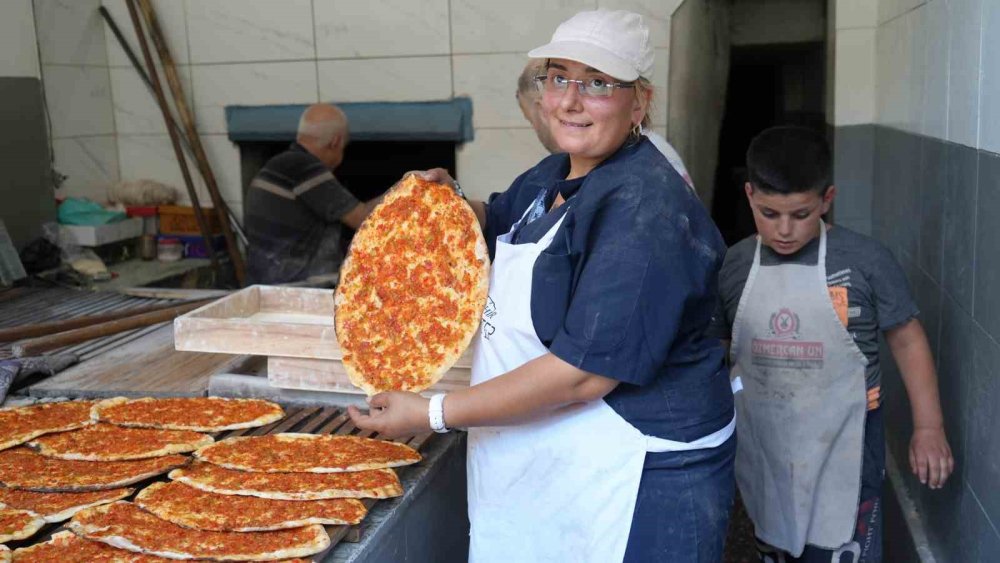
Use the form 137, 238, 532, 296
909, 426, 954, 489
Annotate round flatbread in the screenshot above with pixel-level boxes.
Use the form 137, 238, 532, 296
27, 423, 212, 461
0, 447, 188, 492
69, 502, 330, 561
93, 397, 284, 432
0, 398, 113, 452
335, 174, 489, 394
136, 481, 366, 532
195, 433, 420, 473
0, 507, 44, 543
0, 486, 132, 523
11, 531, 172, 562
170, 461, 402, 500
0, 545, 9, 563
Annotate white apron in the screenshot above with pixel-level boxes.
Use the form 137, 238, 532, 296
731, 225, 867, 556
468, 201, 736, 563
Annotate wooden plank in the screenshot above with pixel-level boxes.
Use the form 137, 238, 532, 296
27, 325, 243, 398
267, 349, 472, 396
174, 286, 341, 360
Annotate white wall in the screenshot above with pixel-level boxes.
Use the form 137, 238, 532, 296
33, 0, 119, 203
34, 0, 685, 216
0, 1, 40, 78
731, 0, 826, 47
870, 0, 1000, 151
667, 0, 730, 208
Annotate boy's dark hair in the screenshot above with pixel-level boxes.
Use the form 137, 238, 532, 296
746, 126, 832, 194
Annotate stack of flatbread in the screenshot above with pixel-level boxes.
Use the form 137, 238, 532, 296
0, 396, 355, 561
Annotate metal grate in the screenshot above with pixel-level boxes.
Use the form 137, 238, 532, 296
5, 405, 435, 559
0, 288, 172, 361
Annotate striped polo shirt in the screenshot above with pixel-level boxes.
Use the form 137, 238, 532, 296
245, 143, 360, 284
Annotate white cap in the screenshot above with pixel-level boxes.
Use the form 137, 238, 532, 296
528, 10, 653, 82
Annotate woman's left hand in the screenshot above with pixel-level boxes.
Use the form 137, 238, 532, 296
348, 392, 431, 439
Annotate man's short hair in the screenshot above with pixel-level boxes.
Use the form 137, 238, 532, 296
517, 60, 546, 99
746, 126, 832, 194
297, 107, 345, 146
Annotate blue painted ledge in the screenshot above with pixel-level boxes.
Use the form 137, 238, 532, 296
224, 98, 474, 143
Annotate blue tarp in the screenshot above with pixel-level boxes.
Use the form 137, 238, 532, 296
225, 98, 474, 143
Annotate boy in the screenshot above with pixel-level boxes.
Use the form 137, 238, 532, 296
712, 126, 953, 562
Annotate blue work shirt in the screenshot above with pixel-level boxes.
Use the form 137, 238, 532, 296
484, 138, 733, 442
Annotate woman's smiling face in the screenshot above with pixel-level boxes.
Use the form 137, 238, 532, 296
540, 59, 649, 175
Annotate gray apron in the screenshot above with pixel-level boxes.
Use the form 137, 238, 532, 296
731, 224, 867, 556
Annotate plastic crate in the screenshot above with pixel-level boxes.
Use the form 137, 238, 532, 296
158, 205, 223, 235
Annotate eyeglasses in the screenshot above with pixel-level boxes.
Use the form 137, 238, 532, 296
533, 73, 635, 98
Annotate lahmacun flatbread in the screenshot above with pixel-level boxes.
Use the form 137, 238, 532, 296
170, 461, 402, 500
0, 507, 44, 543
94, 397, 284, 432
335, 174, 489, 394
0, 448, 187, 491
28, 423, 213, 461
11, 530, 172, 562
195, 433, 420, 473
0, 398, 114, 452
0, 545, 8, 563
0, 487, 132, 523
135, 481, 366, 532
69, 502, 330, 561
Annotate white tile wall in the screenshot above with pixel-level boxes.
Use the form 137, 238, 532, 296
454, 54, 533, 128
52, 136, 119, 201
101, 0, 189, 67
318, 57, 451, 103
191, 62, 319, 133
35, 0, 688, 212
110, 65, 194, 135
903, 6, 926, 135
947, 0, 982, 147
0, 0, 40, 77
451, 0, 597, 54
314, 0, 450, 58
185, 0, 315, 64
878, 0, 926, 26
921, 0, 949, 139
836, 0, 878, 29
42, 64, 116, 138
875, 15, 900, 128
33, 0, 107, 66
456, 129, 550, 201
980, 0, 1000, 153
199, 135, 243, 203
835, 28, 876, 126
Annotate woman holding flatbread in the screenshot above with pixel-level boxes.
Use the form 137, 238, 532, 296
350, 10, 735, 562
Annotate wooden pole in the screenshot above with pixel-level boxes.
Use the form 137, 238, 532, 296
98, 5, 247, 246
136, 0, 247, 287
11, 299, 213, 357
123, 0, 223, 281
0, 300, 211, 342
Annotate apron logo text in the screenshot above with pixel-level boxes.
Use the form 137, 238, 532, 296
481, 297, 497, 341
751, 339, 825, 369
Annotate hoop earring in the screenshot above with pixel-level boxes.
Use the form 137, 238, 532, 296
631, 123, 642, 138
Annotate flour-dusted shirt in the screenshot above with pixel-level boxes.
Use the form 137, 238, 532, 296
484, 138, 732, 442
245, 143, 360, 284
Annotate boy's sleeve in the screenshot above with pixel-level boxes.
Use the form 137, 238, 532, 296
708, 296, 732, 340
869, 245, 920, 330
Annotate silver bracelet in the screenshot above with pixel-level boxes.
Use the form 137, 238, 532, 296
428, 393, 450, 433
452, 181, 467, 200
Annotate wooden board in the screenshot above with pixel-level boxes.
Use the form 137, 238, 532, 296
174, 285, 340, 359
28, 325, 256, 398
268, 346, 473, 396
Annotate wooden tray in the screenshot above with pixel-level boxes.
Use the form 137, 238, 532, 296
268, 347, 473, 396
174, 285, 340, 359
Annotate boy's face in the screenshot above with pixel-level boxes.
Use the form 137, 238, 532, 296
744, 183, 835, 255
